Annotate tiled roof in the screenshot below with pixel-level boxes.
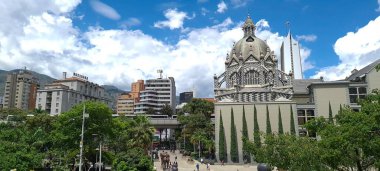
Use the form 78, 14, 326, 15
346, 59, 380, 81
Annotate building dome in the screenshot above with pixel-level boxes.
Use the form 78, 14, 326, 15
214, 15, 294, 103
227, 15, 273, 63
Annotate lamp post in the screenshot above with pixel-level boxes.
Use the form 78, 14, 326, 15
79, 105, 89, 171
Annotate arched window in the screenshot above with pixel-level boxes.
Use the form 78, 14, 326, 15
244, 70, 260, 85
230, 72, 237, 87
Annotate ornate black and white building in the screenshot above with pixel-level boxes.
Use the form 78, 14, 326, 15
214, 16, 294, 102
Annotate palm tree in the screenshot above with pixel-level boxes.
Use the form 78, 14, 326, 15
127, 116, 155, 152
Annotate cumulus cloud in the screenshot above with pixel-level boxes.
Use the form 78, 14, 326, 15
217, 1, 228, 13
296, 34, 317, 42
89, 0, 120, 20
0, 1, 314, 98
312, 16, 380, 80
154, 8, 189, 30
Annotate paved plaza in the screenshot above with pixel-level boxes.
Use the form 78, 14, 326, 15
153, 150, 258, 171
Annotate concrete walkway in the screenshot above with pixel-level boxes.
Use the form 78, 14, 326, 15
153, 150, 258, 171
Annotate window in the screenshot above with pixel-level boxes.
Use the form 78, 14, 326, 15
55, 109, 59, 113
56, 103, 59, 107
297, 109, 316, 137
57, 91, 60, 95
349, 87, 366, 103
244, 70, 260, 85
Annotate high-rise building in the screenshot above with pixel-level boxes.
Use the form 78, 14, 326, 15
2, 69, 39, 110
179, 91, 193, 104
134, 76, 176, 114
130, 80, 144, 101
0, 96, 3, 109
36, 72, 111, 115
280, 31, 303, 79
116, 93, 135, 115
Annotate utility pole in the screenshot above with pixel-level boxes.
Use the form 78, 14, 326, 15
99, 141, 102, 171
79, 105, 89, 171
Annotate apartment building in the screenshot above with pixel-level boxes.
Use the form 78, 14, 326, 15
134, 77, 176, 114
117, 93, 135, 115
2, 69, 39, 110
36, 72, 111, 115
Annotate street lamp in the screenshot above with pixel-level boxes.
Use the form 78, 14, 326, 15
79, 105, 89, 171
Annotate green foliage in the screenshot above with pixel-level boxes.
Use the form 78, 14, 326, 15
218, 111, 227, 162
160, 103, 173, 117
376, 64, 380, 71
290, 105, 296, 135
266, 105, 272, 134
230, 108, 239, 163
241, 105, 251, 163
278, 106, 284, 134
253, 105, 261, 148
112, 147, 154, 171
182, 98, 214, 118
0, 101, 155, 170
178, 102, 214, 158
146, 107, 156, 115
252, 134, 327, 170
328, 101, 333, 124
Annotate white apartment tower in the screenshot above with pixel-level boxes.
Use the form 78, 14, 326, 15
280, 31, 303, 79
134, 75, 176, 114
36, 72, 112, 115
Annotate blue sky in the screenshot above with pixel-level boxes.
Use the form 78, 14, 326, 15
0, 0, 380, 97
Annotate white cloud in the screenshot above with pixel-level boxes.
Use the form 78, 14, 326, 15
154, 8, 189, 30
312, 16, 380, 80
0, 1, 313, 98
296, 34, 317, 42
201, 7, 209, 16
376, 0, 380, 12
217, 1, 228, 13
120, 17, 141, 28
89, 0, 120, 20
230, 0, 249, 8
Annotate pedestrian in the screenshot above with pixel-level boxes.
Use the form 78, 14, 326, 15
196, 163, 200, 171
175, 155, 177, 161
221, 160, 224, 166
207, 163, 210, 170
201, 158, 204, 164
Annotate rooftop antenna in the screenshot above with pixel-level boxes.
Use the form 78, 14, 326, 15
157, 69, 163, 79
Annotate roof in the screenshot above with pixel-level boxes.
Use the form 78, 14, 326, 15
293, 79, 322, 94
346, 59, 380, 81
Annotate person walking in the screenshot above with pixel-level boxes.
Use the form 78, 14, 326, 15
196, 163, 200, 171
207, 163, 210, 170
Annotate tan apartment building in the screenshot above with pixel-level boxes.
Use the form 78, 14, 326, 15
36, 72, 112, 115
116, 80, 145, 115
2, 69, 39, 110
117, 93, 135, 115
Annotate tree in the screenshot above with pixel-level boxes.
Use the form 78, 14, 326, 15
328, 101, 333, 124
126, 116, 155, 151
290, 105, 296, 135
230, 108, 239, 163
146, 107, 156, 115
160, 103, 173, 117
182, 99, 214, 118
278, 106, 284, 134
218, 111, 227, 162
266, 105, 272, 134
241, 105, 251, 163
51, 101, 114, 167
253, 105, 261, 148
